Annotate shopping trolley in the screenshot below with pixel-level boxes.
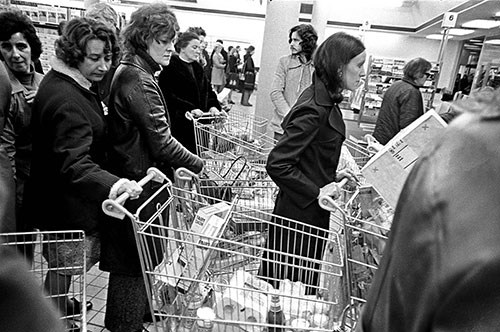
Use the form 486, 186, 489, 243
0, 230, 88, 332
102, 167, 345, 332
320, 185, 392, 331
187, 112, 276, 165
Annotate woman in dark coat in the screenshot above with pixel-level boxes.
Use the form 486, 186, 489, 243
25, 17, 141, 330
106, 5, 204, 332
158, 31, 221, 154
261, 32, 365, 291
240, 45, 256, 106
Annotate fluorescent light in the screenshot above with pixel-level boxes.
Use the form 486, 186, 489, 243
462, 19, 500, 29
496, 11, 500, 17
426, 34, 454, 40
444, 28, 475, 36
485, 39, 500, 45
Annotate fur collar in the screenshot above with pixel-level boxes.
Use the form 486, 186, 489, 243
49, 56, 92, 90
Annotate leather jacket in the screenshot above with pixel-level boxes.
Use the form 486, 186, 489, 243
358, 111, 500, 332
107, 50, 203, 180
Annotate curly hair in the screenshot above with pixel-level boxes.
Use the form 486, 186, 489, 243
174, 31, 199, 53
121, 3, 179, 54
55, 17, 120, 68
0, 9, 42, 62
313, 32, 365, 102
403, 57, 432, 81
85, 2, 118, 30
289, 24, 318, 61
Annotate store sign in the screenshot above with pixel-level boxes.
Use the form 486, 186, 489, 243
442, 12, 458, 28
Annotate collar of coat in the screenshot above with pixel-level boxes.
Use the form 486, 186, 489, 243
121, 49, 162, 77
50, 56, 92, 91
287, 53, 313, 69
310, 73, 345, 136
5, 63, 44, 95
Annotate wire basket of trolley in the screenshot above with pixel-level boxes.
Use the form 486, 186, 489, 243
186, 111, 276, 166
0, 230, 89, 332
319, 184, 393, 331
342, 135, 382, 169
102, 167, 345, 332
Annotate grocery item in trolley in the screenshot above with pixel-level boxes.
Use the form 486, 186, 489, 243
102, 167, 346, 332
319, 185, 392, 331
361, 109, 447, 207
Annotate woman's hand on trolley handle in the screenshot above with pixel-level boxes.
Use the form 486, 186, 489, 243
108, 178, 143, 200
318, 169, 360, 200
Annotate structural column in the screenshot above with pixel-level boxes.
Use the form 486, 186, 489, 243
311, 0, 330, 43
255, 0, 301, 135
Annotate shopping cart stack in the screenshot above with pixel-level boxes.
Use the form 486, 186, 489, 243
103, 167, 347, 332
0, 230, 88, 332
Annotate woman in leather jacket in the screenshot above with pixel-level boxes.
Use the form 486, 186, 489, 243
105, 4, 203, 332
357, 88, 500, 332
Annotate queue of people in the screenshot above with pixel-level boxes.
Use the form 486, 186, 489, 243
1, 2, 499, 332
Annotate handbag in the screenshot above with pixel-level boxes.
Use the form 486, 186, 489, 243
226, 72, 240, 90
243, 71, 255, 90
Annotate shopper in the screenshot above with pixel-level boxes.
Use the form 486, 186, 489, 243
0, 58, 15, 233
211, 41, 226, 93
225, 46, 240, 104
186, 26, 209, 69
240, 45, 256, 106
0, 10, 43, 237
270, 24, 318, 141
372, 57, 432, 145
105, 4, 204, 331
357, 88, 500, 332
24, 17, 142, 331
261, 32, 364, 290
158, 31, 222, 154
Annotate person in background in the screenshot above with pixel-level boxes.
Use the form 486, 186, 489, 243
372, 57, 432, 145
24, 17, 142, 331
85, 2, 119, 106
261, 32, 364, 290
158, 31, 222, 154
240, 45, 256, 106
57, 20, 67, 36
106, 4, 204, 331
270, 24, 318, 141
211, 41, 226, 93
216, 38, 228, 64
356, 88, 500, 332
0, 10, 43, 242
226, 46, 240, 104
186, 26, 209, 70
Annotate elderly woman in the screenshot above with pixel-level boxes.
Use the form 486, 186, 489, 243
158, 31, 222, 154
106, 4, 204, 331
24, 17, 141, 330
0, 10, 43, 237
372, 57, 432, 144
261, 32, 364, 291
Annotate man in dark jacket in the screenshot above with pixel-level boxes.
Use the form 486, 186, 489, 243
372, 57, 432, 145
357, 89, 500, 332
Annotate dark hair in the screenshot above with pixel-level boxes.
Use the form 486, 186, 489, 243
121, 3, 179, 54
403, 57, 432, 81
314, 32, 365, 101
245, 45, 255, 54
174, 31, 199, 53
289, 24, 318, 61
216, 39, 223, 44
55, 17, 120, 68
186, 26, 206, 38
0, 10, 42, 62
57, 20, 67, 36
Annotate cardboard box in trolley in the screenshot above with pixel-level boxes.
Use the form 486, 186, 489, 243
361, 110, 447, 208
176, 202, 231, 293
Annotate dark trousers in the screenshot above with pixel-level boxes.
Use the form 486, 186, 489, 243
240, 89, 253, 106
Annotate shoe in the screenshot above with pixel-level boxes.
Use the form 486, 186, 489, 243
143, 310, 167, 323
67, 298, 93, 315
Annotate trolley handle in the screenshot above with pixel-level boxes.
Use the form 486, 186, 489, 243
102, 167, 169, 219
175, 167, 199, 182
364, 134, 383, 154
318, 177, 348, 212
185, 110, 228, 121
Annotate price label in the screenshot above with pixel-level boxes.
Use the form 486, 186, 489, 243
388, 139, 418, 170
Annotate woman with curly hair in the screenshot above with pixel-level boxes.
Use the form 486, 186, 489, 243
270, 24, 318, 141
24, 17, 142, 331
106, 3, 203, 331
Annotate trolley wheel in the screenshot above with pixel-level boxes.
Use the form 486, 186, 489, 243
340, 303, 361, 332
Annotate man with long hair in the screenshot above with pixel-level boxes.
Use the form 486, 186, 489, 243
270, 24, 318, 141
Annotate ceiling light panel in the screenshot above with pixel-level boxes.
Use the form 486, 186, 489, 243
485, 39, 500, 45
426, 34, 454, 40
462, 19, 500, 29
444, 28, 475, 36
